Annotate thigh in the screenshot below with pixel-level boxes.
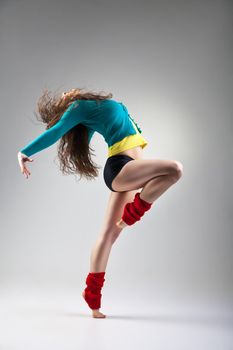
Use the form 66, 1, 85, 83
111, 158, 175, 192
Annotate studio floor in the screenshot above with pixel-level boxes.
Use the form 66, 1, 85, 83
0, 284, 232, 350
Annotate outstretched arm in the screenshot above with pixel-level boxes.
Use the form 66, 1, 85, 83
20, 101, 86, 157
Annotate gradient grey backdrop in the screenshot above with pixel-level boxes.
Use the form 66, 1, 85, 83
1, 0, 233, 349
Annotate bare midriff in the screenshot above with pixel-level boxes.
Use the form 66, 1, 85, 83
114, 145, 144, 160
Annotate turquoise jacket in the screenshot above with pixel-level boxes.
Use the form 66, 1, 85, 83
20, 99, 142, 157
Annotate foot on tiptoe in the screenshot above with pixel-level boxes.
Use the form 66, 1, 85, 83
82, 291, 106, 318
116, 218, 128, 229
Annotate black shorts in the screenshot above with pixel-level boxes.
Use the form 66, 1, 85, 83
103, 154, 135, 192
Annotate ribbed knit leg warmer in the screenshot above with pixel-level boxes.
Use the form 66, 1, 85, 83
83, 272, 106, 310
122, 192, 153, 225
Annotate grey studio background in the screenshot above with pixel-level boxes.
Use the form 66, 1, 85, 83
1, 0, 233, 349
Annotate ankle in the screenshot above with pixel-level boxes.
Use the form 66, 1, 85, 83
121, 192, 153, 226
83, 271, 106, 310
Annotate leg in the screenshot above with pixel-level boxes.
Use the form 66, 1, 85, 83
83, 189, 138, 318
111, 158, 183, 228
90, 189, 139, 270
112, 158, 184, 194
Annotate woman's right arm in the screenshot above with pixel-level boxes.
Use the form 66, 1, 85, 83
18, 101, 86, 178
19, 101, 85, 157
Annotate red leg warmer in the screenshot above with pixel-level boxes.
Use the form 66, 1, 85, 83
83, 272, 106, 310
122, 192, 153, 226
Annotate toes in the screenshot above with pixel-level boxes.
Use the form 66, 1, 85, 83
92, 310, 106, 318
93, 313, 106, 318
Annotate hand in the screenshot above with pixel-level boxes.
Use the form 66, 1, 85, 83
17, 152, 34, 179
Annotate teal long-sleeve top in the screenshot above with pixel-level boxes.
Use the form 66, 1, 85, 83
20, 99, 143, 157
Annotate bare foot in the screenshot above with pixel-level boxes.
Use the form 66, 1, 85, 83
92, 309, 106, 318
82, 291, 106, 318
116, 218, 128, 229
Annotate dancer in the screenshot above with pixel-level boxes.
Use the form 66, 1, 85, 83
17, 87, 183, 318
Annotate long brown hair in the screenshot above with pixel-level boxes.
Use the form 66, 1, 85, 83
34, 87, 113, 180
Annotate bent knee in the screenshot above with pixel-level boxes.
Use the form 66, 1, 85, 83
168, 160, 184, 182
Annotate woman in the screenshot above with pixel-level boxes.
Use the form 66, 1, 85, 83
17, 87, 183, 319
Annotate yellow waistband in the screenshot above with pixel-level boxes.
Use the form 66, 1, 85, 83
107, 117, 148, 157
108, 133, 148, 157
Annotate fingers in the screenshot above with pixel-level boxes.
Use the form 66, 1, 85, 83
23, 165, 31, 179
21, 161, 31, 178
18, 159, 25, 177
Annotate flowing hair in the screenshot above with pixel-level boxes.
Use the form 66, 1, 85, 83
34, 86, 113, 180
